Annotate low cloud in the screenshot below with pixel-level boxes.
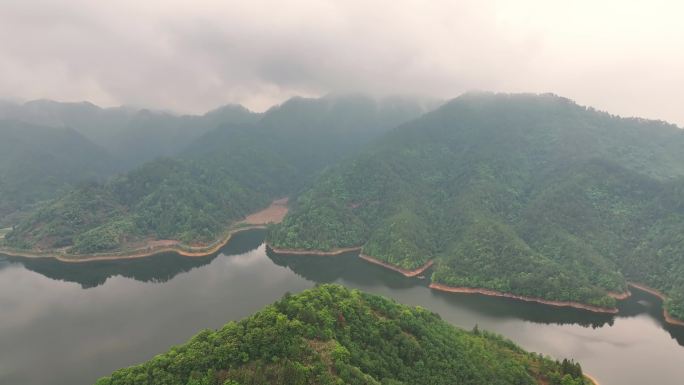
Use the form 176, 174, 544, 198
0, 0, 682, 125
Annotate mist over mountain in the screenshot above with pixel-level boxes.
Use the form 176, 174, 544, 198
2, 2, 684, 385
0, 120, 118, 223
269, 92, 684, 319
5, 94, 434, 253
0, 99, 259, 168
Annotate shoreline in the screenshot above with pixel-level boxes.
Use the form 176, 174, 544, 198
428, 283, 622, 314
266, 244, 636, 315
0, 225, 267, 263
358, 254, 434, 277
266, 245, 362, 256
627, 282, 684, 327
584, 373, 600, 385
266, 244, 434, 278
607, 290, 631, 300
0, 198, 288, 263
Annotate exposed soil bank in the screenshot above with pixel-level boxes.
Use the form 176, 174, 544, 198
428, 283, 622, 314
584, 373, 600, 385
266, 245, 433, 278
628, 282, 684, 327
267, 244, 632, 314
358, 254, 434, 277
0, 225, 268, 263
266, 245, 362, 256
607, 290, 631, 300
0, 199, 288, 263
238, 197, 288, 225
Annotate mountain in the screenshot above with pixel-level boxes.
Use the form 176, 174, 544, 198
4, 95, 434, 253
0, 120, 119, 223
95, 284, 589, 385
0, 100, 259, 168
267, 92, 684, 320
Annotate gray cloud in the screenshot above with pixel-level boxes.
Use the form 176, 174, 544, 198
0, 0, 683, 125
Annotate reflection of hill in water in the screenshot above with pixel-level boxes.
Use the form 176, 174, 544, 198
267, 248, 422, 289
4, 228, 682, 345
267, 249, 616, 329
2, 229, 266, 288
429, 288, 615, 329
618, 288, 684, 345
270, 247, 684, 343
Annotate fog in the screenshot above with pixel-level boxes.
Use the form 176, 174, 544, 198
1, 0, 683, 125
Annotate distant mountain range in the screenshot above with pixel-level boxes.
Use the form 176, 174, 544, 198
0, 99, 263, 222
3, 94, 435, 252
0, 120, 118, 222
0, 99, 259, 168
3, 92, 684, 325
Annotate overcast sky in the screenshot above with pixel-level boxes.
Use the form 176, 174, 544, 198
1, 0, 683, 125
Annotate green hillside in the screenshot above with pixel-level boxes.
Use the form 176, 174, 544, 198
95, 285, 589, 385
0, 120, 119, 222
0, 99, 260, 169
268, 93, 684, 319
5, 95, 431, 253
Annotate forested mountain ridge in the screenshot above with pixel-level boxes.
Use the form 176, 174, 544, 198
0, 99, 260, 168
4, 95, 433, 254
267, 92, 684, 319
0, 120, 119, 223
95, 284, 590, 385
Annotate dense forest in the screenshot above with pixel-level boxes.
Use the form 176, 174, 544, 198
268, 93, 684, 319
4, 95, 432, 254
96, 284, 589, 385
0, 101, 261, 223
0, 120, 119, 224
0, 99, 259, 168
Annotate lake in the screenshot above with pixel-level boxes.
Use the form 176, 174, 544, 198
1, 229, 683, 385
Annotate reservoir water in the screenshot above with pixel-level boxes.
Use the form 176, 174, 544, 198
1, 229, 683, 385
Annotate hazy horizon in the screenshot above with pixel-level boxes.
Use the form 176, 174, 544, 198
1, 1, 683, 125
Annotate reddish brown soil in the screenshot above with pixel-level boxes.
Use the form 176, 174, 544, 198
358, 254, 434, 277
0, 198, 290, 263
428, 283, 621, 314
238, 198, 289, 225
628, 282, 684, 327
267, 245, 363, 256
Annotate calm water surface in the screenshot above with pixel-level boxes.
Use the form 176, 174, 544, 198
1, 229, 683, 385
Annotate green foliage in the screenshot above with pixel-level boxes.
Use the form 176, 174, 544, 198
96, 285, 589, 385
0, 120, 118, 222
71, 218, 137, 254
363, 209, 433, 269
7, 95, 431, 254
0, 99, 260, 169
7, 157, 278, 252
269, 93, 684, 313
5, 182, 126, 249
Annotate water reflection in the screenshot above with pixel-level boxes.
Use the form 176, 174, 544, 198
1, 229, 684, 385
4, 228, 683, 339
267, 249, 684, 345
2, 229, 265, 288
268, 250, 614, 328
267, 249, 422, 290
617, 288, 684, 346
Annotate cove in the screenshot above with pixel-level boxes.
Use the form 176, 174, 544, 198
1, 229, 683, 385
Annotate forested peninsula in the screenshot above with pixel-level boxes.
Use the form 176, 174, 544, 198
96, 285, 592, 385
1, 95, 431, 258
268, 93, 684, 323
